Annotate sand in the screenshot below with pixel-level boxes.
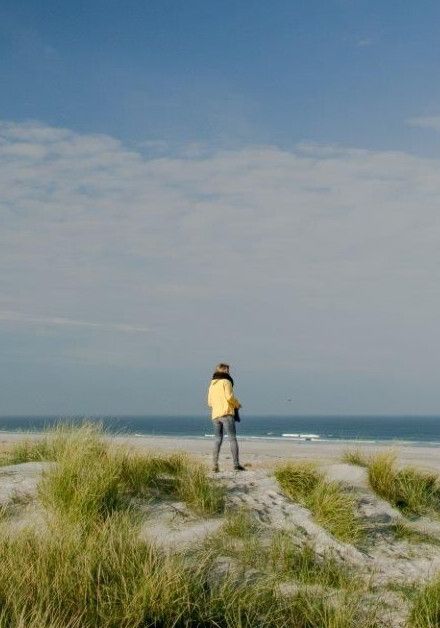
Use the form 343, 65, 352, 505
2, 430, 440, 471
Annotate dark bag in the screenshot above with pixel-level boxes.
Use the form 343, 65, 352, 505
234, 408, 240, 422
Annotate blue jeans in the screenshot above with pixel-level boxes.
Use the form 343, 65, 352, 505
212, 414, 240, 468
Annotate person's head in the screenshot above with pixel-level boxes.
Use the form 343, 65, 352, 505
215, 363, 230, 374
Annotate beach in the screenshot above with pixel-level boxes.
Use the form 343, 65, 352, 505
2, 430, 440, 472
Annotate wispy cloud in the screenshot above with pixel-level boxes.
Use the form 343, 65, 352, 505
406, 115, 440, 131
0, 311, 152, 334
356, 37, 373, 47
1, 119, 440, 382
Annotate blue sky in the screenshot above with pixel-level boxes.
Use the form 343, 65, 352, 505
2, 0, 440, 151
1, 1, 440, 415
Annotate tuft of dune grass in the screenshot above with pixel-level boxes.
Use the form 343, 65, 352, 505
35, 423, 225, 521
342, 448, 440, 517
367, 452, 440, 516
0, 444, 12, 467
0, 423, 110, 469
409, 575, 440, 628
267, 531, 357, 589
367, 452, 397, 506
222, 507, 260, 539
38, 447, 122, 524
176, 460, 225, 515
274, 462, 363, 544
0, 438, 54, 466
342, 448, 369, 467
275, 461, 322, 501
37, 423, 122, 523
392, 521, 440, 546
308, 480, 363, 544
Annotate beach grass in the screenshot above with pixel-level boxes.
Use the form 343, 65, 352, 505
176, 459, 225, 515
4, 423, 223, 519
342, 448, 369, 467
204, 513, 375, 625
0, 438, 53, 466
0, 423, 106, 467
409, 575, 440, 627
0, 443, 12, 467
222, 507, 261, 539
392, 521, 440, 546
0, 513, 294, 628
367, 452, 440, 516
210, 508, 362, 591
267, 531, 357, 589
274, 462, 363, 544
342, 448, 440, 517
0, 424, 383, 627
0, 521, 375, 627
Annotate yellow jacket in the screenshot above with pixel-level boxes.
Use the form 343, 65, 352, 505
207, 378, 241, 420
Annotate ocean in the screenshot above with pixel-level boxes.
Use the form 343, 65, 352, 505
1, 415, 440, 446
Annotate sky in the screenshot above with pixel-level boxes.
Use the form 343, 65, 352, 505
1, 1, 440, 416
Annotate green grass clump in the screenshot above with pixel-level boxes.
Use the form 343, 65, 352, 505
222, 508, 260, 538
119, 449, 225, 515
309, 481, 362, 545
2, 424, 225, 518
275, 462, 323, 501
37, 424, 123, 523
409, 575, 440, 627
118, 450, 185, 497
0, 513, 154, 627
0, 438, 55, 466
342, 448, 369, 467
268, 531, 356, 589
177, 462, 225, 515
0, 423, 108, 468
39, 446, 122, 524
274, 462, 363, 544
29, 423, 224, 521
368, 452, 440, 516
392, 521, 440, 546
286, 589, 378, 628
367, 452, 396, 502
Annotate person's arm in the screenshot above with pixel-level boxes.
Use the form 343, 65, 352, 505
207, 385, 212, 408
223, 380, 241, 409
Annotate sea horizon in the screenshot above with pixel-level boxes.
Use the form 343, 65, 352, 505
1, 414, 440, 446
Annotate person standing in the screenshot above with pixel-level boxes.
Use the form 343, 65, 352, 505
207, 363, 245, 472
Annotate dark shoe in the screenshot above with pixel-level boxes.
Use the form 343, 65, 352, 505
234, 465, 246, 471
